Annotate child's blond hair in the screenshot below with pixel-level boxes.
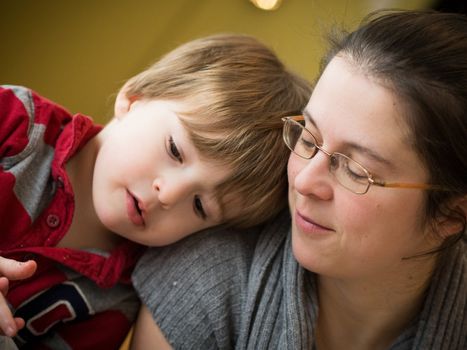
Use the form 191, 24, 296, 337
121, 34, 311, 228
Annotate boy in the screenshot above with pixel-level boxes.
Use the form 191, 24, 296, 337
0, 34, 311, 348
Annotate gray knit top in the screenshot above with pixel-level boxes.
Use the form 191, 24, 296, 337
132, 210, 466, 349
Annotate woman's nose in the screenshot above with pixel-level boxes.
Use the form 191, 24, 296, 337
291, 152, 333, 200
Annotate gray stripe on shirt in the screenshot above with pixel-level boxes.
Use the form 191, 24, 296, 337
1, 124, 55, 221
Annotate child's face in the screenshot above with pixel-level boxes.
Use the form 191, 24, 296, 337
92, 99, 232, 246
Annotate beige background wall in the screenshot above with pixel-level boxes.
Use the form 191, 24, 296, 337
1, 0, 430, 123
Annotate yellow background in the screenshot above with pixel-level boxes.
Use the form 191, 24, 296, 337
1, 0, 430, 123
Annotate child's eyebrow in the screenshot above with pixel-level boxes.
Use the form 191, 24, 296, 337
206, 196, 225, 224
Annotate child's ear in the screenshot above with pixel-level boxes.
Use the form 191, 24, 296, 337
436, 195, 467, 238
114, 86, 139, 119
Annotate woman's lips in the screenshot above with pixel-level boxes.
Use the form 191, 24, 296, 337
295, 210, 333, 235
126, 190, 145, 226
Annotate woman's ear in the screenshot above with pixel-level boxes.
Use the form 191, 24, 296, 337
114, 85, 138, 119
436, 196, 467, 238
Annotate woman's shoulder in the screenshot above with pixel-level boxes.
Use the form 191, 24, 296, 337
131, 210, 291, 348
410, 238, 467, 349
132, 209, 291, 295
133, 222, 262, 294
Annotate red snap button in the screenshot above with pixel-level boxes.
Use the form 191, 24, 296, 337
56, 176, 64, 188
23, 253, 36, 261
46, 214, 60, 228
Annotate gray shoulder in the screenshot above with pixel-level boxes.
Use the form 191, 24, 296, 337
133, 223, 260, 299
131, 210, 291, 349
132, 224, 261, 349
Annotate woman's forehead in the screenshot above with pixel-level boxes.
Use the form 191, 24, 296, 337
305, 57, 423, 169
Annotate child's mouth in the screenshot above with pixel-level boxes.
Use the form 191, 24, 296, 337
126, 190, 145, 226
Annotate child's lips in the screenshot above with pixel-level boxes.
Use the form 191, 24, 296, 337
126, 190, 145, 226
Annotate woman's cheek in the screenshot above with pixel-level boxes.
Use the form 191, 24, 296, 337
287, 156, 300, 187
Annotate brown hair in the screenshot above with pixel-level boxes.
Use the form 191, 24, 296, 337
121, 34, 312, 227
322, 10, 467, 251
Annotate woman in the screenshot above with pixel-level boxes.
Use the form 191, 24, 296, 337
129, 10, 466, 350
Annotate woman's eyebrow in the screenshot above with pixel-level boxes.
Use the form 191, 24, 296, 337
303, 109, 393, 168
344, 142, 393, 167
303, 109, 317, 128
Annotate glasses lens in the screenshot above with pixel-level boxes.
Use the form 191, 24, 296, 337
283, 119, 317, 159
332, 154, 370, 194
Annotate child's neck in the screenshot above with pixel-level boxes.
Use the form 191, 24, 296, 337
58, 135, 122, 252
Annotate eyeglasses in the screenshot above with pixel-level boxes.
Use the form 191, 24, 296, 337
282, 116, 446, 195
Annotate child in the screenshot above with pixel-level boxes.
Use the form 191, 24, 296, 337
0, 34, 311, 348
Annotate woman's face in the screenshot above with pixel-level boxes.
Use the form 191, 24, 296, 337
288, 56, 440, 281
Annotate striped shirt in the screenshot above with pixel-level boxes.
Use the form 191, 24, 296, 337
0, 85, 143, 349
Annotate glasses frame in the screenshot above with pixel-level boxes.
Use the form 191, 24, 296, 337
282, 115, 447, 194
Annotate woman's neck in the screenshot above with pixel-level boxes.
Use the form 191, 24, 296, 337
315, 257, 437, 350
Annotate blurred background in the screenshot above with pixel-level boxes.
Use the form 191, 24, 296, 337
0, 0, 461, 123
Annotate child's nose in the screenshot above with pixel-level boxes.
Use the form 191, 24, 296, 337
152, 177, 191, 208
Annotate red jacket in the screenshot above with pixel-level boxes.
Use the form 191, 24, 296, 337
0, 85, 143, 349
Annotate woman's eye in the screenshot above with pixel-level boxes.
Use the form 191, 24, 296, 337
193, 195, 207, 220
299, 136, 315, 150
342, 158, 368, 183
168, 136, 183, 163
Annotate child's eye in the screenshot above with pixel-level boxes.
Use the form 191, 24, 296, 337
193, 195, 207, 220
168, 136, 183, 163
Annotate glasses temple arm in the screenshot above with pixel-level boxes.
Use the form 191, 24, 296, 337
370, 179, 446, 191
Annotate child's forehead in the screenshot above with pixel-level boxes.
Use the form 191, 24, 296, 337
179, 122, 230, 158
